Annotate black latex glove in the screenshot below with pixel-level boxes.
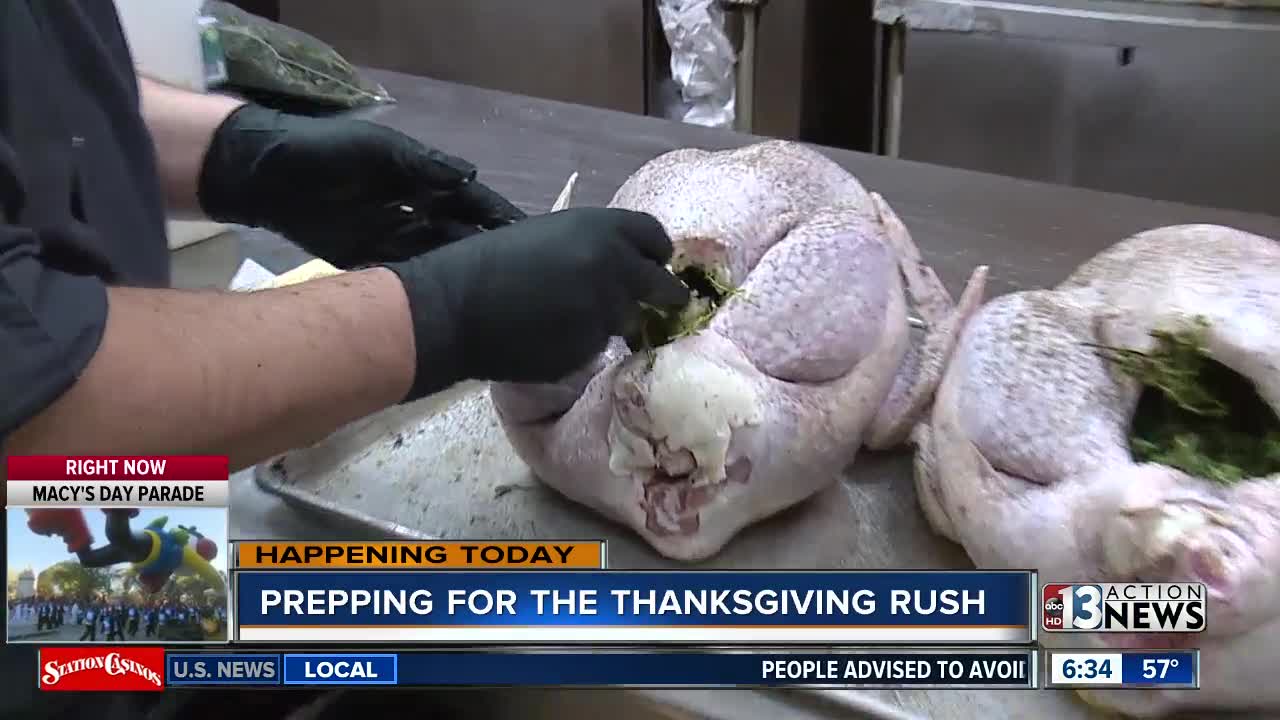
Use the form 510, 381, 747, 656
385, 207, 691, 401
197, 104, 526, 268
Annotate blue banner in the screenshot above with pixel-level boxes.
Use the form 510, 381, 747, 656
283, 654, 398, 685
233, 570, 1032, 644
1121, 651, 1196, 686
165, 649, 1035, 688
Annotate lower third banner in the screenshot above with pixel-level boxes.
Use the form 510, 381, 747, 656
234, 570, 1033, 643
164, 648, 1037, 689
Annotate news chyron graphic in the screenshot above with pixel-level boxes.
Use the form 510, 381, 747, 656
1041, 582, 1206, 633
224, 545, 1037, 687
7, 455, 230, 643
24, 527, 1044, 690
231, 555, 1032, 643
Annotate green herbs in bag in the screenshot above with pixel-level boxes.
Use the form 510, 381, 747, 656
202, 1, 393, 110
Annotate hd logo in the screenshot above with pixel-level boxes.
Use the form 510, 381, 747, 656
1042, 583, 1207, 633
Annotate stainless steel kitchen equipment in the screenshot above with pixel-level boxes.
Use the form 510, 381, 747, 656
872, 0, 1280, 215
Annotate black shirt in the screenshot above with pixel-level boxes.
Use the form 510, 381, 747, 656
0, 7, 169, 711
0, 0, 168, 443
0, 8, 466, 719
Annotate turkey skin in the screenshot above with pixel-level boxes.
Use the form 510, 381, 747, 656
492, 140, 987, 561
916, 224, 1280, 717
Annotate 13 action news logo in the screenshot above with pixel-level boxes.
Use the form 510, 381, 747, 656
38, 647, 166, 691
1042, 583, 1206, 633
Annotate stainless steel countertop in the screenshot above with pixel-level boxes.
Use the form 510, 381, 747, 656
178, 67, 1280, 545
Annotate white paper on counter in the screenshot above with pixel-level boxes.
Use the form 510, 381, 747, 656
228, 259, 276, 291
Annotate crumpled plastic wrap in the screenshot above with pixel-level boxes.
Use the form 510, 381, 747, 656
658, 0, 737, 128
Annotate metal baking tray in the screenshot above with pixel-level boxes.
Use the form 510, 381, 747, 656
252, 379, 974, 570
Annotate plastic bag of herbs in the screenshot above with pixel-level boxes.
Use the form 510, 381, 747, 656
201, 1, 393, 111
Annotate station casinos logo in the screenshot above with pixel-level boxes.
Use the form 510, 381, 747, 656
38, 647, 166, 691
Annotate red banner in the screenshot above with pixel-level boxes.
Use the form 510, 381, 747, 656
6, 456, 229, 481
38, 647, 166, 692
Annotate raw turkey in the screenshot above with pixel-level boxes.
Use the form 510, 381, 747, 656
492, 140, 987, 561
915, 224, 1280, 717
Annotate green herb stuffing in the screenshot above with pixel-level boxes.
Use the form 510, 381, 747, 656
626, 265, 743, 359
1087, 317, 1280, 483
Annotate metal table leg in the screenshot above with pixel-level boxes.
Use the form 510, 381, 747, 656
722, 0, 767, 134
736, 7, 758, 133
881, 22, 906, 158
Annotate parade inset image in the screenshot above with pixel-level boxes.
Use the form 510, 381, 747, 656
7, 506, 229, 643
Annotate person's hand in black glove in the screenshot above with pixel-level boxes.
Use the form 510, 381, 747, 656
197, 104, 525, 268
384, 207, 691, 401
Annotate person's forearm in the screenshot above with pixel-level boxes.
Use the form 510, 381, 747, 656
5, 269, 415, 471
137, 75, 245, 215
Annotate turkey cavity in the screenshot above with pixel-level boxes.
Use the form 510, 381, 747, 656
1096, 319, 1280, 484
627, 263, 737, 352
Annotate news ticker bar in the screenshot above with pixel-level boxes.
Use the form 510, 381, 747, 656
1045, 649, 1199, 689
162, 648, 1038, 688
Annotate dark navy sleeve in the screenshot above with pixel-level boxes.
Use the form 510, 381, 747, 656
0, 134, 108, 443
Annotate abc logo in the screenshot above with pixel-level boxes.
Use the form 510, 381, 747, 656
1042, 598, 1064, 628
1042, 584, 1075, 631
